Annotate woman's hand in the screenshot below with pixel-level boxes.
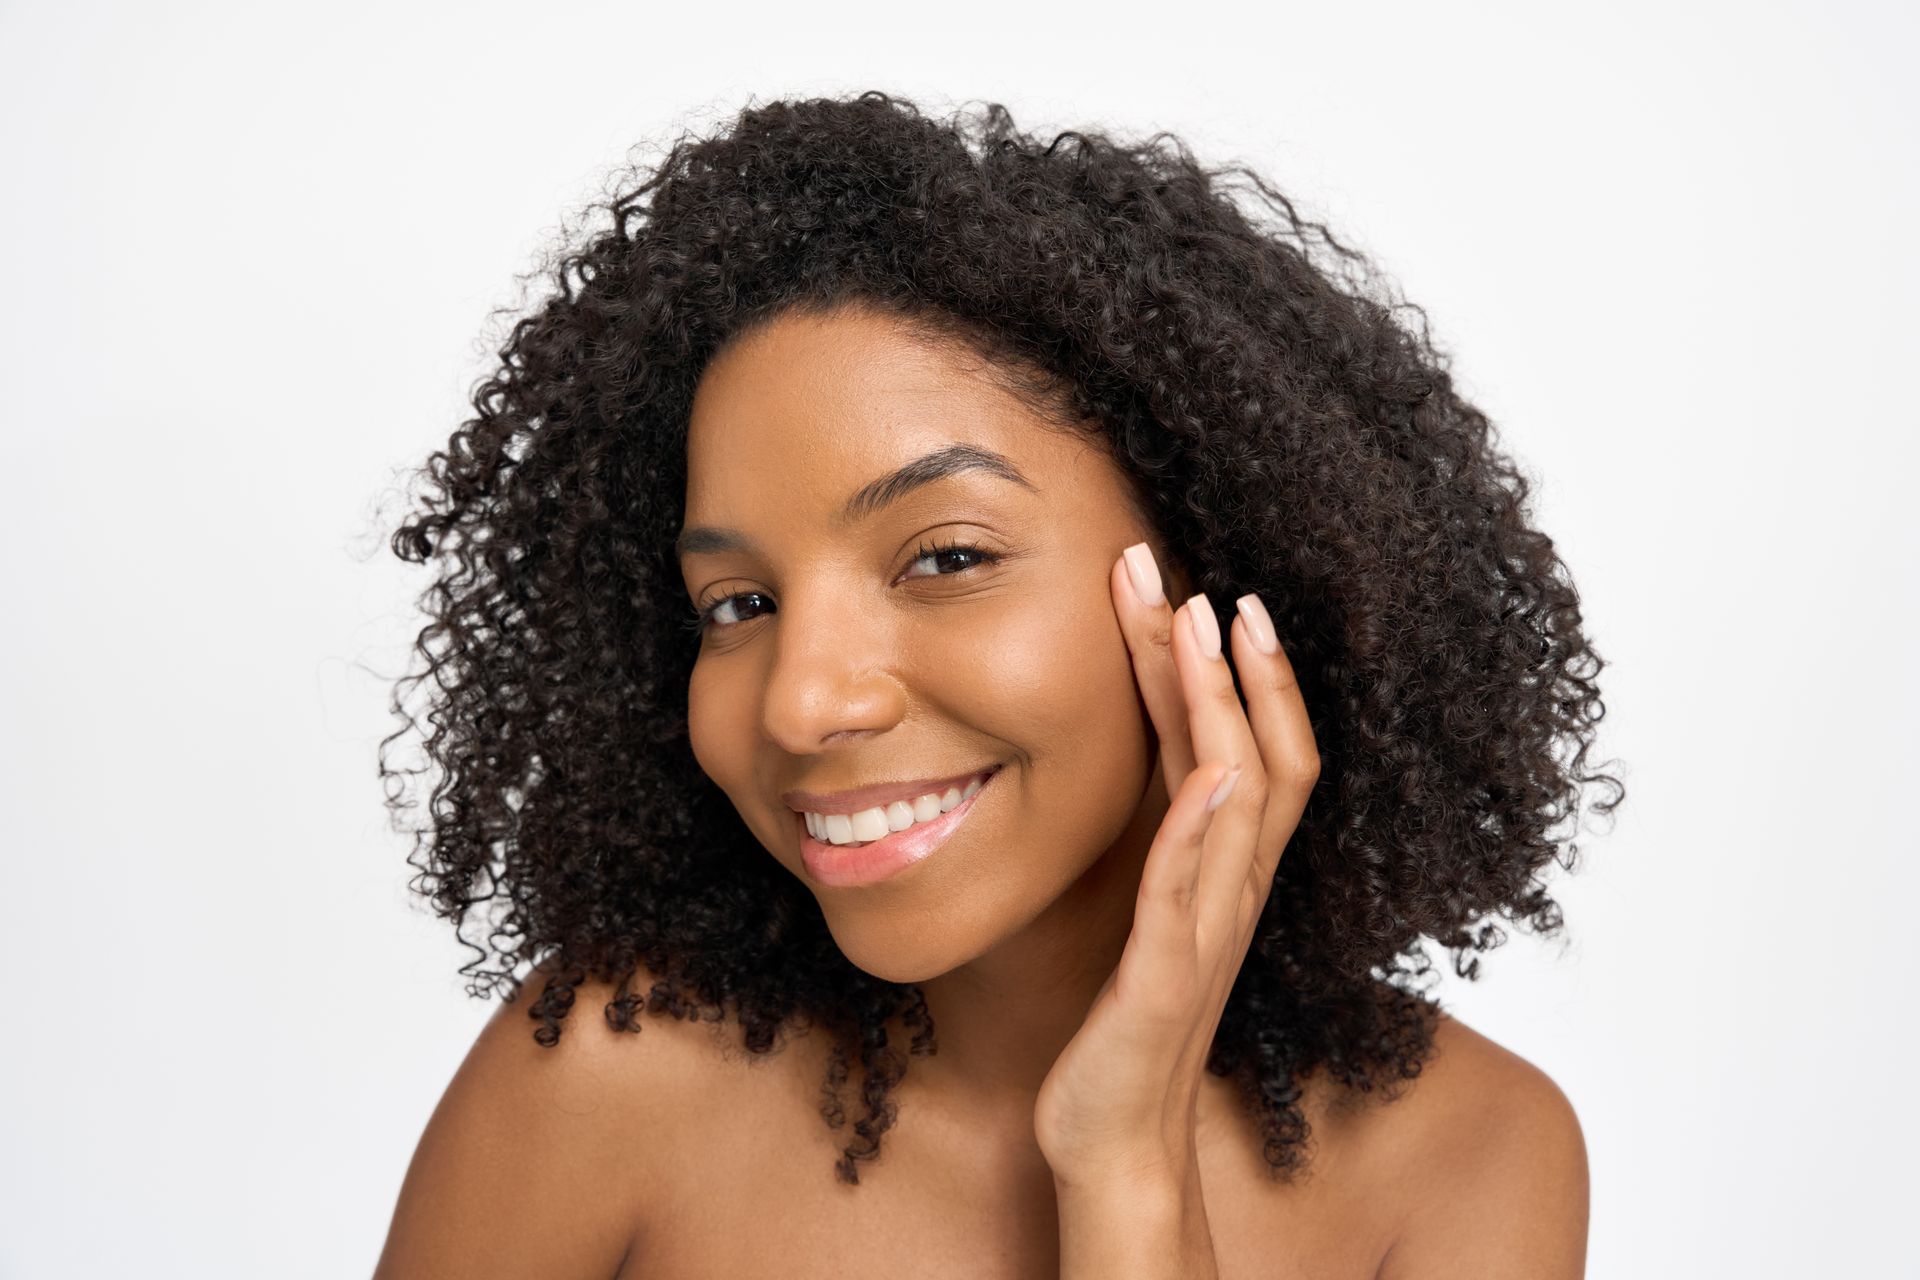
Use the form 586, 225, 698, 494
1032, 541, 1322, 1189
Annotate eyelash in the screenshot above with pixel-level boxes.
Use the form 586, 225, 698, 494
687, 537, 1003, 634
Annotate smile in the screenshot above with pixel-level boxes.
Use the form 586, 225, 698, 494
797, 765, 1001, 887
801, 768, 995, 846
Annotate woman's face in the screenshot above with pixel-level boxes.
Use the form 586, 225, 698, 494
679, 304, 1178, 982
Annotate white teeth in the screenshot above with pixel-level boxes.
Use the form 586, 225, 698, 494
804, 771, 995, 846
850, 807, 890, 841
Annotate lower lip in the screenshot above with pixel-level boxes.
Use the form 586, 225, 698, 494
799, 769, 999, 888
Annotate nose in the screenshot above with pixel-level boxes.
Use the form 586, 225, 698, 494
758, 589, 907, 753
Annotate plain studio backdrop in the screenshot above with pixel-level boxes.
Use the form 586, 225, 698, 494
3, 2, 1913, 1276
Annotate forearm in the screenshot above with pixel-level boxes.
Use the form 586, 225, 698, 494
1054, 1161, 1221, 1280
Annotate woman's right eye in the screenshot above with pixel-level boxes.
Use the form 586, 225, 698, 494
691, 590, 775, 632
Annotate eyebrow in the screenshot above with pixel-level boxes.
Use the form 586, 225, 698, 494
674, 443, 1035, 560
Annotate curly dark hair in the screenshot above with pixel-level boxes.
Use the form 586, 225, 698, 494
380, 89, 1624, 1187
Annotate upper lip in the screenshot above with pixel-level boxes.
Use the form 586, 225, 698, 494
782, 765, 1001, 816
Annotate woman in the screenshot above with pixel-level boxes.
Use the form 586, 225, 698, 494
374, 91, 1618, 1278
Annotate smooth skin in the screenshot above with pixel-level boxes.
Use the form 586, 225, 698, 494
1039, 548, 1323, 1275
374, 302, 1588, 1279
1037, 551, 1320, 1185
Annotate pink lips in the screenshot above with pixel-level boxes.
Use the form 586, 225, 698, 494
798, 769, 998, 888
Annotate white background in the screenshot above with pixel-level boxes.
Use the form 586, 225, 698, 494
3, 2, 1914, 1276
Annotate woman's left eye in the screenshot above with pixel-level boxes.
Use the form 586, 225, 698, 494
903, 539, 1001, 579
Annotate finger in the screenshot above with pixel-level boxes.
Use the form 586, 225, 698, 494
1117, 759, 1234, 1012
1228, 593, 1321, 889
1169, 592, 1272, 944
1110, 543, 1197, 793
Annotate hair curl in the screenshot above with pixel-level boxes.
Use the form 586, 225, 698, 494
380, 90, 1624, 1186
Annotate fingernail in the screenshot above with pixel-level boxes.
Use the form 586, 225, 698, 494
1186, 594, 1221, 660
1122, 543, 1164, 607
1207, 766, 1242, 812
1235, 593, 1279, 655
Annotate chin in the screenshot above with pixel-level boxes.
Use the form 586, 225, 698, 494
820, 914, 972, 985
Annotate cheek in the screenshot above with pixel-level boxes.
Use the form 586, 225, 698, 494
686, 659, 749, 795
919, 580, 1154, 845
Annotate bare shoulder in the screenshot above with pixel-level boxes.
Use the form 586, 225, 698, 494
1372, 1011, 1591, 1278
373, 957, 728, 1280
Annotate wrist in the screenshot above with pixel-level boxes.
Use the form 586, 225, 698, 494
1046, 1130, 1202, 1198
1053, 1161, 1218, 1280
1052, 1157, 1194, 1202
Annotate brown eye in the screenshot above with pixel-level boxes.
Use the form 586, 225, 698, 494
691, 590, 774, 632
902, 539, 1001, 579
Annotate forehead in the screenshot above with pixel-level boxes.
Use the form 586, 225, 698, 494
683, 306, 1100, 516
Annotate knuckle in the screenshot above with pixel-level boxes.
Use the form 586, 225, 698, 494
1289, 750, 1323, 784
1265, 666, 1302, 697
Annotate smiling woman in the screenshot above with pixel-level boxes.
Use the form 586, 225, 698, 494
678, 308, 1179, 950
374, 90, 1616, 1278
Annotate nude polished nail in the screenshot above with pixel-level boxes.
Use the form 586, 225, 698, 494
1236, 593, 1280, 654
1123, 542, 1165, 607
1186, 594, 1222, 659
